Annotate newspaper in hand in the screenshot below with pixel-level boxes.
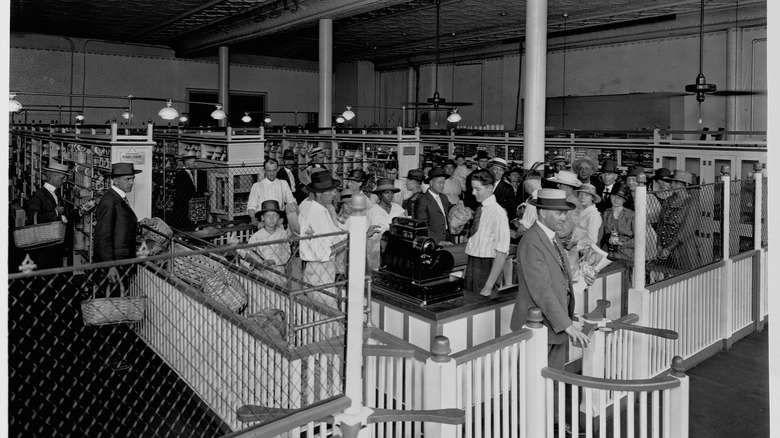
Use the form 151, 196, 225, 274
574, 239, 612, 284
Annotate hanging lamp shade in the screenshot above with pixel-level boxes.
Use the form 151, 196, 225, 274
9, 94, 22, 113
179, 113, 189, 123
241, 113, 252, 123
263, 115, 272, 124
122, 109, 133, 120
336, 115, 346, 124
447, 108, 462, 123
211, 104, 227, 120
158, 99, 179, 120
342, 105, 355, 121
75, 114, 85, 121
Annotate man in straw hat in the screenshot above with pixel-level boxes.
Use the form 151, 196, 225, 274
171, 150, 203, 230
25, 160, 94, 269
297, 145, 327, 191
510, 188, 591, 370
415, 167, 453, 245
94, 162, 151, 284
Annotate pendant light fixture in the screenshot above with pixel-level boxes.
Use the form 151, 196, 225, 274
241, 112, 252, 123
75, 114, 85, 121
336, 115, 346, 124
158, 99, 179, 120
179, 113, 189, 123
211, 104, 227, 120
263, 115, 272, 124
342, 105, 355, 121
121, 108, 133, 120
447, 108, 462, 123
9, 94, 22, 113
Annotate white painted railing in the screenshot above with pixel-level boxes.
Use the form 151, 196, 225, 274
731, 251, 756, 333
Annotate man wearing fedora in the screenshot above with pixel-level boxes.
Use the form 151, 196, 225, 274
654, 170, 704, 273
596, 160, 620, 213
297, 146, 326, 192
171, 151, 203, 230
463, 150, 490, 210
545, 170, 583, 244
277, 149, 303, 203
298, 171, 348, 308
25, 160, 94, 269
344, 169, 375, 209
415, 167, 453, 245
94, 162, 150, 285
510, 188, 591, 370
402, 169, 426, 217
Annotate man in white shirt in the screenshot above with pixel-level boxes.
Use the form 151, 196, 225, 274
247, 158, 296, 226
464, 169, 510, 298
452, 154, 470, 192
441, 160, 462, 204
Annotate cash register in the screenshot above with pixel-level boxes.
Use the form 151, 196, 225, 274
371, 217, 463, 306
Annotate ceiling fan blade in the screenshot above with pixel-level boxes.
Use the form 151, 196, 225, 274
711, 90, 764, 96
445, 101, 474, 106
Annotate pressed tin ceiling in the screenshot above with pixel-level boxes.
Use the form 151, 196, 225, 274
10, 0, 766, 68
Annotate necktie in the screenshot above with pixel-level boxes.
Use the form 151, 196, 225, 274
468, 205, 482, 237
552, 237, 571, 282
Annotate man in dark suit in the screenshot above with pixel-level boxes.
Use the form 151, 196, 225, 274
510, 188, 591, 370
277, 149, 302, 202
25, 160, 93, 269
489, 157, 517, 221
463, 150, 490, 210
94, 162, 149, 285
573, 156, 604, 195
414, 167, 453, 245
170, 151, 202, 230
596, 159, 620, 213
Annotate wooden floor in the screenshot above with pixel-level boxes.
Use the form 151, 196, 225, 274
687, 327, 769, 438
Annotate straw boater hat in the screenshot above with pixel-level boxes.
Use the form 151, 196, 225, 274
550, 155, 568, 166
179, 151, 198, 161
309, 146, 324, 157
575, 183, 602, 204
44, 160, 70, 175
306, 171, 341, 192
255, 200, 286, 220
406, 169, 425, 182
529, 188, 577, 211
573, 156, 598, 171
339, 189, 355, 202
601, 160, 619, 174
107, 162, 142, 177
425, 167, 448, 183
546, 170, 582, 188
488, 157, 509, 170
372, 178, 401, 194
664, 170, 694, 186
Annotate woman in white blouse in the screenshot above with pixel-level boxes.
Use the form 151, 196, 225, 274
568, 183, 603, 250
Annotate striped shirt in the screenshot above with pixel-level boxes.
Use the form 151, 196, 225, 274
465, 195, 510, 257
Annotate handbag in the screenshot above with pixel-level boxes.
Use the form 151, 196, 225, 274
13, 213, 67, 249
81, 280, 147, 326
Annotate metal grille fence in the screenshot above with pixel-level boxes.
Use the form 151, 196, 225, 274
8, 230, 348, 437
645, 182, 723, 285
729, 179, 756, 257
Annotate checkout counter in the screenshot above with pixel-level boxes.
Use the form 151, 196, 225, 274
368, 218, 630, 354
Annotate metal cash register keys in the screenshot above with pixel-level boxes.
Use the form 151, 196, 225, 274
371, 217, 463, 306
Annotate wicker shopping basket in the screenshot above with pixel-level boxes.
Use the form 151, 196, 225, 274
201, 266, 248, 314
81, 281, 147, 326
13, 213, 66, 249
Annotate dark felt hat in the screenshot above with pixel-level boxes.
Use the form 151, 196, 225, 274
406, 169, 425, 181
107, 162, 142, 177
601, 159, 619, 174
528, 188, 577, 211
627, 165, 646, 178
650, 167, 673, 181
610, 182, 632, 200
255, 200, 286, 220
665, 170, 694, 185
282, 149, 295, 160
425, 167, 448, 183
474, 150, 490, 160
345, 169, 371, 183
306, 171, 341, 193
372, 178, 401, 194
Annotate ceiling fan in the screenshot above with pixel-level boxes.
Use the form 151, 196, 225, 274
684, 0, 760, 102
408, 0, 473, 108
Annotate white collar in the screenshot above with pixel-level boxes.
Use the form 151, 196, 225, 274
481, 194, 497, 207
44, 182, 57, 194
536, 220, 557, 241
429, 190, 441, 200
111, 185, 128, 198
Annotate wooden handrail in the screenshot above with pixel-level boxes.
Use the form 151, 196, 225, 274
541, 367, 680, 392
363, 326, 432, 362
225, 396, 351, 438
451, 328, 533, 365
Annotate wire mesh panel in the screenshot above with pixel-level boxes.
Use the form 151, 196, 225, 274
8, 231, 348, 437
729, 179, 756, 257
645, 182, 723, 285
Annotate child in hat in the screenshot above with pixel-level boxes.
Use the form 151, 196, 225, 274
232, 200, 292, 286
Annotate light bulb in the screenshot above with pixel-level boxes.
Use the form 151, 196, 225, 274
343, 105, 355, 121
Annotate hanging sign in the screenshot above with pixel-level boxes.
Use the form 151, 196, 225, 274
120, 152, 145, 165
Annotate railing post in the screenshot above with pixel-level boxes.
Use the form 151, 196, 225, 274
424, 336, 458, 438
719, 167, 735, 347
752, 164, 763, 251
523, 307, 549, 438
668, 356, 689, 438
629, 175, 651, 378
751, 164, 765, 331
335, 193, 373, 437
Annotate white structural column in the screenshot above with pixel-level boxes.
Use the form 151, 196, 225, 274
522, 0, 548, 168
319, 19, 334, 130
725, 28, 742, 138
218, 46, 230, 128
